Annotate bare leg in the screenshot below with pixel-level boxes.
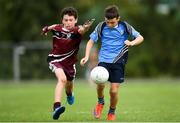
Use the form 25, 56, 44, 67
65, 80, 73, 94
109, 83, 120, 109
97, 84, 105, 98
94, 83, 105, 119
65, 80, 75, 105
52, 68, 66, 120
54, 68, 67, 103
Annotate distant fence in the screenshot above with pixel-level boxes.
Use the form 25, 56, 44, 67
0, 41, 88, 82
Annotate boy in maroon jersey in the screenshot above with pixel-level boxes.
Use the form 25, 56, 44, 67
41, 7, 94, 120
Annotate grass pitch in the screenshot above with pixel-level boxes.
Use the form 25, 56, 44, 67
0, 78, 180, 122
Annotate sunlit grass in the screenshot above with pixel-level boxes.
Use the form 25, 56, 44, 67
0, 78, 180, 122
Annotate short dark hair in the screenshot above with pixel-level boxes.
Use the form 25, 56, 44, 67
61, 7, 78, 19
105, 5, 119, 19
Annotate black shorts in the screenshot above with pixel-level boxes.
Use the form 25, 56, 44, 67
98, 62, 125, 83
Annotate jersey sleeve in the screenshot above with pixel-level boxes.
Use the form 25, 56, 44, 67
131, 26, 140, 39
90, 25, 99, 42
53, 24, 61, 30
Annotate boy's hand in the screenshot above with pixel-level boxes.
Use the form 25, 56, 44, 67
80, 57, 89, 66
41, 26, 49, 35
125, 35, 144, 46
124, 40, 135, 46
41, 24, 58, 35
78, 19, 95, 34
83, 18, 95, 28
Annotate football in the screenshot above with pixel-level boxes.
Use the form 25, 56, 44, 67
90, 66, 109, 84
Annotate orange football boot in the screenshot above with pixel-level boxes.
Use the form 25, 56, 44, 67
107, 113, 116, 121
93, 103, 104, 119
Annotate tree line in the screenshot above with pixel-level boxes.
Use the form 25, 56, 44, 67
0, 0, 179, 79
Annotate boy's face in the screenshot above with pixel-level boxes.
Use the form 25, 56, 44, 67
62, 14, 77, 30
105, 17, 120, 28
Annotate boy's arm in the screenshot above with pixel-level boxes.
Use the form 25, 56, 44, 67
41, 24, 58, 35
78, 19, 95, 35
80, 39, 94, 66
124, 34, 144, 46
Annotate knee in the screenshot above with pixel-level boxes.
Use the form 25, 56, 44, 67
55, 68, 67, 84
110, 84, 119, 95
97, 84, 105, 90
57, 77, 67, 84
109, 89, 118, 96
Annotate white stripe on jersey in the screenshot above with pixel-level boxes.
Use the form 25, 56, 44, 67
48, 49, 75, 57
49, 50, 76, 63
113, 45, 128, 63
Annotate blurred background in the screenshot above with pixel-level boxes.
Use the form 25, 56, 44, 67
0, 0, 180, 81
0, 0, 180, 122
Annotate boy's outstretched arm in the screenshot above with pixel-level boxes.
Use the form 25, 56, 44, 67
80, 39, 94, 66
124, 35, 144, 46
41, 24, 58, 35
78, 19, 95, 35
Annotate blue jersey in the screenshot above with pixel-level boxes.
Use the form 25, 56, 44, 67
90, 22, 140, 63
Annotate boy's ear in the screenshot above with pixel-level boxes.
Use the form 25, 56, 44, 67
75, 18, 78, 23
117, 16, 120, 21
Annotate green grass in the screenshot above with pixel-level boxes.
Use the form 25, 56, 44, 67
0, 79, 180, 122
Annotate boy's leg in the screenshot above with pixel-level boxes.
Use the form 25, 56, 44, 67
65, 80, 74, 105
107, 83, 120, 121
53, 68, 67, 120
94, 84, 105, 119
54, 68, 67, 103
97, 84, 105, 100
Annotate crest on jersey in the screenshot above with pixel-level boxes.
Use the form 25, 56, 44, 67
67, 33, 71, 38
120, 30, 124, 35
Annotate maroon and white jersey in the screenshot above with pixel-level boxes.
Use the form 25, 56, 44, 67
47, 24, 82, 66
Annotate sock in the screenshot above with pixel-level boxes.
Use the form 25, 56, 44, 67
98, 97, 104, 105
53, 102, 61, 111
108, 107, 116, 114
66, 91, 72, 96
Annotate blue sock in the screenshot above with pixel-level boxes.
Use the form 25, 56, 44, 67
108, 107, 115, 114
98, 97, 104, 105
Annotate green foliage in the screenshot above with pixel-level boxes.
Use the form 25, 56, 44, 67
0, 49, 13, 79
0, 0, 180, 79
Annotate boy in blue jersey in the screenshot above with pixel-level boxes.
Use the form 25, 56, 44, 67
80, 5, 144, 121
